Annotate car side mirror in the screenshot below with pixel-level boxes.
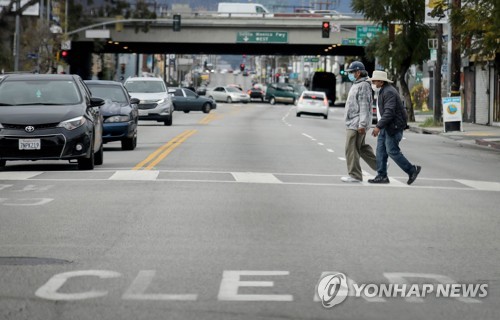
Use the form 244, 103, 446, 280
90, 97, 105, 107
130, 97, 140, 104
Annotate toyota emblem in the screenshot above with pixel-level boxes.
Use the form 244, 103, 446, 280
25, 126, 35, 133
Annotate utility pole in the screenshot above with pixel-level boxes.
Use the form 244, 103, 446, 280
434, 24, 443, 123
450, 0, 461, 96
14, 0, 21, 71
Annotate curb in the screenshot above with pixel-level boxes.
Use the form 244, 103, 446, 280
475, 139, 500, 150
408, 125, 441, 135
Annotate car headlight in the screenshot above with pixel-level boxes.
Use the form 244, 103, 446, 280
57, 116, 86, 130
157, 98, 165, 104
105, 115, 131, 123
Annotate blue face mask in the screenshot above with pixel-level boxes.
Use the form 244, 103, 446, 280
348, 73, 356, 82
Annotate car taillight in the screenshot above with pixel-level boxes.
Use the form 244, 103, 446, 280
324, 99, 328, 106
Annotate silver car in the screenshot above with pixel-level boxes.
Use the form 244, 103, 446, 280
206, 86, 250, 103
124, 77, 174, 126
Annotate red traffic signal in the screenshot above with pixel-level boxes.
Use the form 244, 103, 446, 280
240, 63, 245, 72
61, 50, 68, 58
322, 21, 330, 38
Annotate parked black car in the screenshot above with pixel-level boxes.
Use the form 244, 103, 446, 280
85, 80, 140, 150
0, 74, 104, 170
247, 87, 265, 101
169, 88, 216, 113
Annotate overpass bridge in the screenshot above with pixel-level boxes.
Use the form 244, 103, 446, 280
71, 13, 376, 56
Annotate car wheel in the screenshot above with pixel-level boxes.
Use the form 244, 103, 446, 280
269, 97, 276, 105
208, 96, 214, 101
226, 97, 232, 103
296, 113, 301, 117
164, 114, 173, 126
183, 110, 190, 113
122, 135, 137, 150
94, 143, 104, 165
0, 160, 6, 169
202, 102, 211, 113
78, 145, 95, 170
260, 97, 264, 102
324, 114, 328, 120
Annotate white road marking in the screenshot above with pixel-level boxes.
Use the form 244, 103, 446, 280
318, 142, 324, 146
0, 171, 43, 180
218, 270, 293, 301
338, 157, 346, 161
302, 133, 314, 139
327, 149, 335, 153
0, 198, 53, 206
109, 170, 159, 180
35, 270, 122, 301
456, 179, 500, 191
231, 172, 282, 184
122, 270, 197, 301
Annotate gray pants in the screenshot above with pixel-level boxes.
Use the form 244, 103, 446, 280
345, 129, 377, 181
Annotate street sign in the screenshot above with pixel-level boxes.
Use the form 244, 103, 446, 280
304, 58, 319, 63
356, 26, 385, 46
61, 40, 71, 50
236, 31, 288, 43
342, 38, 357, 45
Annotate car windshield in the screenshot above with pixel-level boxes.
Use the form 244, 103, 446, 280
227, 87, 242, 93
124, 80, 166, 93
88, 85, 128, 103
0, 79, 80, 106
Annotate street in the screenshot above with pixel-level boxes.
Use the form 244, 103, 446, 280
1, 102, 499, 320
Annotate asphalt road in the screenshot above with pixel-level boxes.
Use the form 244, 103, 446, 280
1, 102, 499, 320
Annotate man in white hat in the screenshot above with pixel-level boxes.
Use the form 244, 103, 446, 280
369, 70, 421, 185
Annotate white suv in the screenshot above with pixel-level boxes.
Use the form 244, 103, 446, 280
124, 77, 174, 126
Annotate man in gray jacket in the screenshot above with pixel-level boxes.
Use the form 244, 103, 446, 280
369, 70, 421, 185
341, 61, 377, 183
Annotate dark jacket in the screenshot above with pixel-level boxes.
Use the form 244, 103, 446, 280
375, 83, 407, 135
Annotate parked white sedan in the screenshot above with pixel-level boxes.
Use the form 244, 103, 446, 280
206, 86, 250, 103
296, 91, 329, 119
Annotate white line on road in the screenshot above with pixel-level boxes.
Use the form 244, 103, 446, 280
338, 157, 346, 161
302, 133, 314, 139
327, 149, 335, 153
0, 171, 43, 180
109, 170, 159, 180
456, 179, 500, 191
231, 172, 283, 184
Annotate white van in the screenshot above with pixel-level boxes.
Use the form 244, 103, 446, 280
217, 2, 272, 17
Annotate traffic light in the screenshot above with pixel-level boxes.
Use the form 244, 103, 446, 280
173, 14, 181, 32
240, 63, 245, 72
339, 64, 348, 82
60, 50, 69, 64
322, 21, 330, 38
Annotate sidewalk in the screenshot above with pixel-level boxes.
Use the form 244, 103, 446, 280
408, 114, 500, 150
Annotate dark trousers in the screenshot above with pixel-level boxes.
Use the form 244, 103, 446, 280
376, 128, 414, 177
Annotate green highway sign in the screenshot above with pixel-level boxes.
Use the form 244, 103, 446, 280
304, 57, 320, 62
342, 38, 357, 45
236, 31, 288, 43
356, 26, 386, 46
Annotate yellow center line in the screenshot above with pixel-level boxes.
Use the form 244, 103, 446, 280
144, 130, 197, 170
133, 130, 197, 170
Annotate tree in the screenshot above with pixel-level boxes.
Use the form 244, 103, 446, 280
433, 0, 499, 60
351, 0, 431, 122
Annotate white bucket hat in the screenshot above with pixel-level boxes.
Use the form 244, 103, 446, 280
370, 70, 393, 83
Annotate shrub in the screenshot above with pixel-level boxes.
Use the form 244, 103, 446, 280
410, 84, 429, 111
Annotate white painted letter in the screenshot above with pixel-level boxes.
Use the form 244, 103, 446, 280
35, 270, 121, 301
218, 270, 293, 301
122, 270, 197, 301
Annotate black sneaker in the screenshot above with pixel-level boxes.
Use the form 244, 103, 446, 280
407, 166, 421, 185
368, 176, 390, 184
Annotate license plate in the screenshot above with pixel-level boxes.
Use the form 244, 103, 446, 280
19, 138, 41, 150
139, 110, 148, 116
